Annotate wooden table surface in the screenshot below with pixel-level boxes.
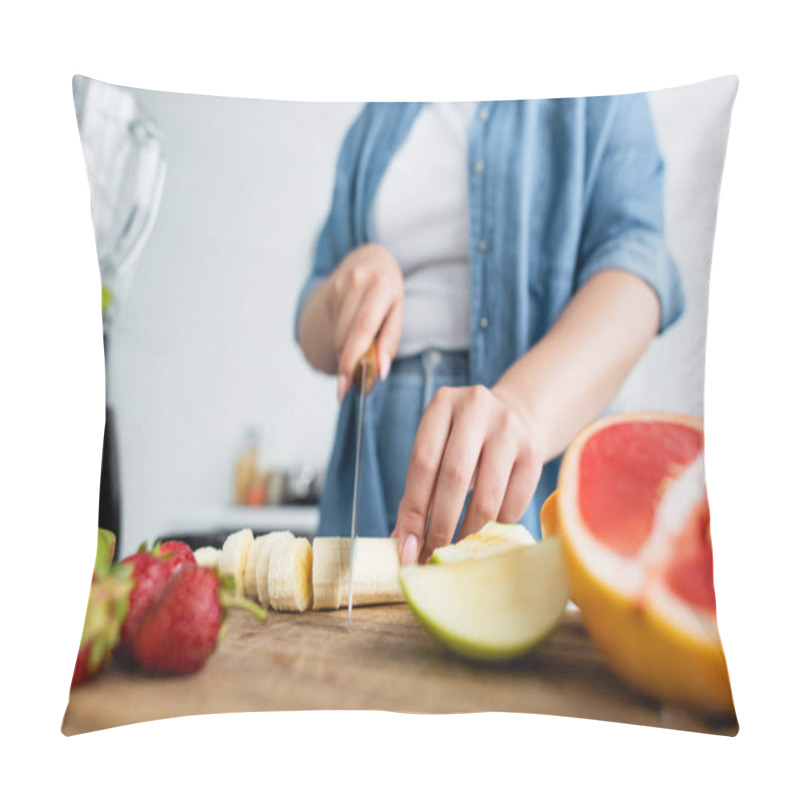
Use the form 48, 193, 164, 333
62, 605, 737, 736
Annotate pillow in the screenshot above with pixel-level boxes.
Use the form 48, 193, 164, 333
63, 75, 738, 737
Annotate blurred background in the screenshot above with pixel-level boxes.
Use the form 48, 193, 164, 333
74, 77, 735, 557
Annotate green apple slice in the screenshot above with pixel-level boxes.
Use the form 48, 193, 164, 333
400, 537, 569, 660
430, 520, 534, 564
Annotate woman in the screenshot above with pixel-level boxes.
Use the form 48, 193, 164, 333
295, 98, 684, 566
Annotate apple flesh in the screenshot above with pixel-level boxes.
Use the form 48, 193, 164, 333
430, 520, 534, 565
400, 537, 570, 661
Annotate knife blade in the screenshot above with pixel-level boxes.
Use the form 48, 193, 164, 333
347, 342, 379, 628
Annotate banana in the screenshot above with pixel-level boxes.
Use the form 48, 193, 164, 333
350, 538, 405, 606
267, 536, 313, 612
243, 534, 271, 599
312, 537, 349, 609
218, 528, 254, 597
193, 546, 221, 570
311, 537, 403, 610
254, 530, 295, 606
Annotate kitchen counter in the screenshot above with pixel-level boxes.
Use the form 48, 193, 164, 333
62, 606, 737, 736
163, 505, 320, 545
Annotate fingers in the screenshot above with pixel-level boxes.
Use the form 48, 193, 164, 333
497, 446, 541, 524
331, 253, 404, 401
333, 289, 364, 398
376, 299, 403, 380
394, 385, 545, 565
338, 291, 393, 399
392, 389, 453, 565
420, 400, 489, 562
459, 431, 517, 543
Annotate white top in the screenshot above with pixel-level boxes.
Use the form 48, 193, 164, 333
371, 102, 476, 358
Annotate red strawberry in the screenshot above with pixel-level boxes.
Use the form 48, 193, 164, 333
72, 644, 94, 688
132, 565, 266, 675
153, 540, 196, 576
115, 552, 175, 665
71, 563, 134, 687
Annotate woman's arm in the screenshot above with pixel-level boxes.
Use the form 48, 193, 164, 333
392, 268, 660, 564
494, 267, 659, 462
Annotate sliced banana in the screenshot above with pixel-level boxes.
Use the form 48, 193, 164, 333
311, 537, 403, 610
193, 546, 221, 570
243, 534, 271, 599
218, 528, 254, 597
312, 537, 349, 609
350, 538, 404, 606
268, 536, 313, 612
254, 531, 296, 606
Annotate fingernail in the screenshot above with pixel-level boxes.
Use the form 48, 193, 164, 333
402, 535, 419, 566
380, 351, 390, 381
336, 374, 347, 403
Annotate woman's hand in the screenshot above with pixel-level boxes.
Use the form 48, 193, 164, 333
325, 243, 404, 401
391, 385, 546, 565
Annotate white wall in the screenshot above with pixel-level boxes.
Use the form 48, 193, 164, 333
108, 79, 735, 555
613, 77, 737, 415
110, 90, 362, 554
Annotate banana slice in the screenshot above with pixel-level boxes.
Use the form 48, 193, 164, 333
350, 538, 404, 606
193, 546, 221, 570
312, 537, 349, 609
243, 534, 272, 599
254, 531, 296, 606
311, 537, 403, 609
268, 536, 313, 612
218, 528, 254, 597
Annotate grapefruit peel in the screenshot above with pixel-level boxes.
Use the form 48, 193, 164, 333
543, 412, 734, 714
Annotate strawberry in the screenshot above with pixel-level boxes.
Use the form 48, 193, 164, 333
114, 552, 175, 665
153, 540, 195, 576
114, 541, 197, 664
132, 565, 266, 675
71, 562, 134, 687
72, 645, 94, 687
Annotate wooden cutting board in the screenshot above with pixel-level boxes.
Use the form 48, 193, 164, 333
62, 605, 737, 736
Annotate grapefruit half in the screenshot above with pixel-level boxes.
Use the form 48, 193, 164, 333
543, 412, 735, 714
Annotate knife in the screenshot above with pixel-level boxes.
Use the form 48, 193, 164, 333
347, 341, 379, 628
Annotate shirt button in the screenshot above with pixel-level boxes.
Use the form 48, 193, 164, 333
479, 108, 489, 122
477, 240, 487, 252
473, 160, 484, 175
479, 316, 490, 330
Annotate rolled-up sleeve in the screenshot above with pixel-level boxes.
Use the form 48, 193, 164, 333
293, 106, 369, 343
577, 94, 685, 334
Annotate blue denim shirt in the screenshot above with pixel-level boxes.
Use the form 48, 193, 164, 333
296, 97, 684, 541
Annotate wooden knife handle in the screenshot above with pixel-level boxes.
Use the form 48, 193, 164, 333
352, 341, 379, 396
